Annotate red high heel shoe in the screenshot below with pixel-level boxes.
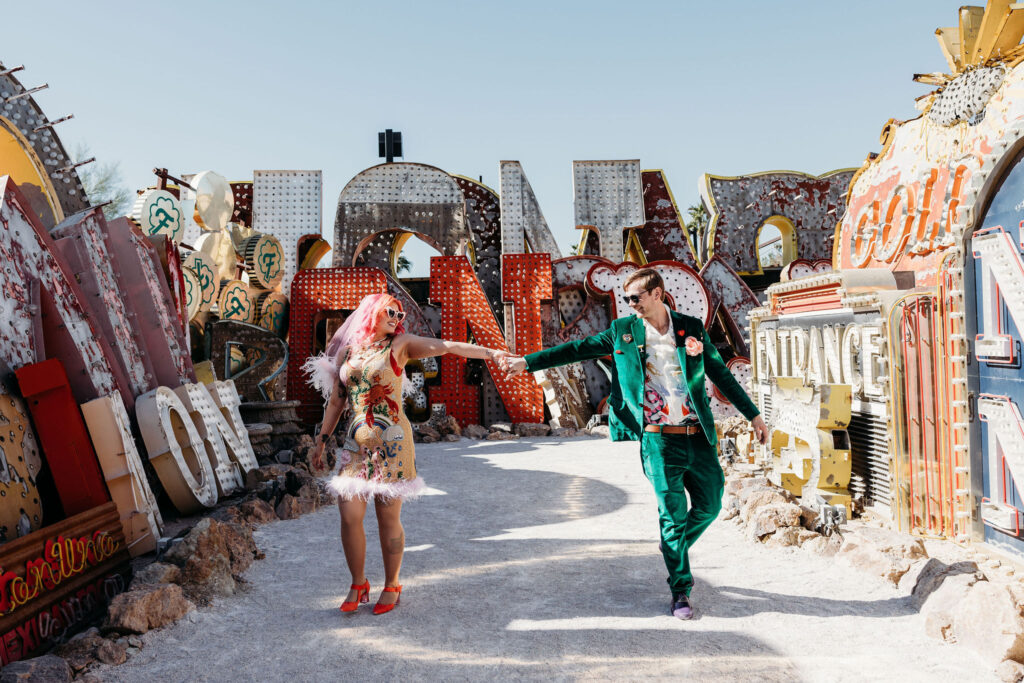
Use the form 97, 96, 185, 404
340, 580, 370, 612
372, 585, 402, 615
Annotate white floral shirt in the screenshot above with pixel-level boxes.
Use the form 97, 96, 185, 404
642, 305, 698, 425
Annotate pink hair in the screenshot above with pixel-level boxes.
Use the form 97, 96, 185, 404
302, 293, 406, 398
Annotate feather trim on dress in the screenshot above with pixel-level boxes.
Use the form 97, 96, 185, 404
327, 475, 425, 502
301, 353, 339, 400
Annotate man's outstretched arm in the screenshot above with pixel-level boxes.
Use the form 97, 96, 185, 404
504, 327, 615, 375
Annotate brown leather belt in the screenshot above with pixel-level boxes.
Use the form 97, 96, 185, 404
644, 424, 701, 435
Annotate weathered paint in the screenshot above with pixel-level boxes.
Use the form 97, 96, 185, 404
636, 170, 698, 267
573, 160, 644, 261
702, 169, 854, 275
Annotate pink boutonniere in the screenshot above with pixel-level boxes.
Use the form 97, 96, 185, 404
684, 336, 703, 356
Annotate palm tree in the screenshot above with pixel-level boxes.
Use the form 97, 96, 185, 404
396, 254, 412, 274
684, 204, 709, 256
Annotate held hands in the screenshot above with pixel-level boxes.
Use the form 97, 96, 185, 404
488, 350, 527, 377
751, 415, 770, 445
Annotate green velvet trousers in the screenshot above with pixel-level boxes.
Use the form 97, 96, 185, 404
640, 431, 724, 596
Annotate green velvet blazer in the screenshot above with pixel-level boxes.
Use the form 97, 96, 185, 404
524, 310, 759, 446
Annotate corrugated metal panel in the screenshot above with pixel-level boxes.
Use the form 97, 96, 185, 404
848, 411, 892, 512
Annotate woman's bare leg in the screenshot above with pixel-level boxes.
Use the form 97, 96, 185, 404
374, 497, 404, 605
339, 497, 368, 602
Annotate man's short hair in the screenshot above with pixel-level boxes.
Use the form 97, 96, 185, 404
623, 268, 665, 297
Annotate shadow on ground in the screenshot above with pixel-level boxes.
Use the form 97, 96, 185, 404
100, 440, 919, 682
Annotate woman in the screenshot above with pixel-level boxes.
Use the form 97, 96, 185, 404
304, 293, 505, 615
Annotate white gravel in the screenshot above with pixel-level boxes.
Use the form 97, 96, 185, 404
95, 437, 992, 682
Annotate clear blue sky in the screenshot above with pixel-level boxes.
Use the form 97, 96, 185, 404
5, 1, 969, 276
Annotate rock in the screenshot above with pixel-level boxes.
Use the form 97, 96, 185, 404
903, 558, 983, 609
802, 534, 844, 557
485, 431, 519, 441
239, 498, 278, 525
952, 581, 1024, 665
106, 584, 195, 634
766, 527, 802, 547
421, 435, 438, 444
723, 476, 753, 496
551, 427, 578, 437
463, 424, 489, 439
747, 503, 803, 539
128, 635, 143, 649
53, 632, 104, 671
276, 494, 302, 519
131, 561, 181, 587
0, 655, 72, 682
417, 424, 441, 440
723, 495, 740, 511
489, 422, 513, 433
443, 433, 460, 442
513, 422, 551, 437
183, 553, 236, 597
796, 529, 820, 546
588, 425, 610, 438
836, 527, 927, 585
720, 507, 739, 520
284, 468, 314, 496
997, 659, 1024, 683
739, 487, 793, 523
96, 639, 128, 665
443, 416, 462, 437
244, 464, 296, 489
920, 572, 986, 642
799, 505, 818, 530
162, 519, 260, 601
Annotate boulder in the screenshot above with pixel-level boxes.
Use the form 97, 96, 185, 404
53, 630, 104, 672
724, 474, 754, 496
443, 434, 460, 442
489, 422, 513, 433
952, 581, 1024, 665
802, 534, 844, 557
105, 584, 195, 634
739, 487, 794, 523
284, 468, 315, 496
551, 427, 578, 438
485, 431, 520, 441
799, 505, 818, 530
442, 416, 462, 437
836, 527, 927, 585
164, 518, 259, 577
416, 424, 441, 440
997, 659, 1024, 683
902, 558, 983, 609
766, 527, 803, 548
239, 498, 278, 525
0, 655, 72, 682
96, 639, 128, 665
588, 425, 610, 439
420, 435, 438, 444
463, 424, 489, 439
513, 422, 551, 437
182, 553, 236, 597
920, 572, 985, 642
747, 503, 803, 539
244, 464, 296, 489
131, 561, 181, 588
276, 494, 302, 519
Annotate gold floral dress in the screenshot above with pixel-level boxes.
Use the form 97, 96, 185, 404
328, 337, 424, 501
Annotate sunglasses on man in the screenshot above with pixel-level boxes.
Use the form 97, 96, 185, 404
622, 288, 654, 306
385, 307, 406, 321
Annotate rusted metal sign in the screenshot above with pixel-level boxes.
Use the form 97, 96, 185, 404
573, 160, 645, 261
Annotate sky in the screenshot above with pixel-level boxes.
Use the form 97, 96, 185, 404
4, 0, 972, 276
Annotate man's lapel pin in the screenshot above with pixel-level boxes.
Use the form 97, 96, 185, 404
622, 333, 633, 343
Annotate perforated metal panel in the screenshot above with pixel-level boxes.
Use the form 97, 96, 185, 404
253, 170, 323, 296
573, 160, 644, 261
499, 161, 561, 257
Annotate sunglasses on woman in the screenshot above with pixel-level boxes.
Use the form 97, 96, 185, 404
385, 307, 406, 321
622, 288, 653, 306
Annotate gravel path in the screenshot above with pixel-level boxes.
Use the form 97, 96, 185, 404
96, 437, 991, 682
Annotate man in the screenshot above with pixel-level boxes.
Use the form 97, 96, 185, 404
503, 267, 769, 619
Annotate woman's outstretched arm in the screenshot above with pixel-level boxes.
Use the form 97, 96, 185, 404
395, 333, 508, 362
